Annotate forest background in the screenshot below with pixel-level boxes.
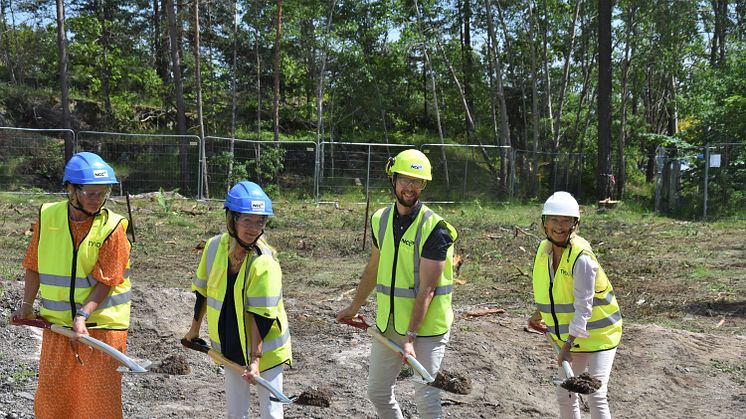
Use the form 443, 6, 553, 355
0, 0, 744, 216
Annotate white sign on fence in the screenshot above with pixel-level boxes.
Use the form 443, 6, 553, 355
709, 154, 721, 168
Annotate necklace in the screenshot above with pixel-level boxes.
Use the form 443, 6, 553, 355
230, 251, 246, 266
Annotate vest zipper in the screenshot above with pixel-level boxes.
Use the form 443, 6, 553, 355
389, 230, 400, 333
547, 256, 561, 338
69, 247, 78, 321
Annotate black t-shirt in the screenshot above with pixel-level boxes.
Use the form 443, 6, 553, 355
371, 201, 454, 261
211, 254, 275, 366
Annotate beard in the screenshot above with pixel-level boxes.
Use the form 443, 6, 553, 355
395, 189, 419, 207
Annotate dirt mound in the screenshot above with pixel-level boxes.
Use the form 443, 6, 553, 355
295, 387, 332, 407
148, 353, 191, 375
433, 368, 472, 395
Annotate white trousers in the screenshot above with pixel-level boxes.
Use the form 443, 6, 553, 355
367, 319, 449, 419
224, 364, 284, 419
557, 347, 617, 419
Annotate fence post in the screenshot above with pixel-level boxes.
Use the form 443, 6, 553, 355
703, 144, 709, 219
366, 144, 372, 200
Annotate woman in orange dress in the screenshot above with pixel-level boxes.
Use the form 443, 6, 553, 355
11, 152, 132, 419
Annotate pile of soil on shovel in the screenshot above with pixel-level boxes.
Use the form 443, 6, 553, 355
561, 372, 601, 394
294, 387, 332, 407
148, 353, 191, 375
433, 369, 472, 395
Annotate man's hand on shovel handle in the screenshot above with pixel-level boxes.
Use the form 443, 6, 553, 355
335, 304, 360, 323
401, 340, 417, 364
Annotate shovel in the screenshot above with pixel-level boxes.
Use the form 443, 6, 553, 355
180, 338, 297, 404
530, 324, 600, 395
339, 315, 471, 395
11, 316, 153, 373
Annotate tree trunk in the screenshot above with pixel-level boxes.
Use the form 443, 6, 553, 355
528, 0, 540, 197
461, 0, 473, 137
97, 0, 112, 128
166, 0, 188, 192
413, 0, 450, 187
254, 12, 262, 137
228, 0, 238, 188
597, 0, 613, 200
484, 0, 511, 191
315, 0, 337, 145
0, 0, 16, 84
194, 0, 208, 199
617, 4, 636, 199
55, 0, 71, 160
272, 0, 282, 144
550, 0, 582, 186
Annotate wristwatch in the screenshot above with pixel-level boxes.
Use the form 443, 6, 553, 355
406, 330, 417, 341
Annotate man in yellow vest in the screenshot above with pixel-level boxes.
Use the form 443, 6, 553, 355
529, 191, 622, 419
337, 149, 457, 419
183, 181, 291, 419
12, 151, 132, 418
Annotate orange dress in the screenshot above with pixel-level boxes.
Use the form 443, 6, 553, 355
23, 208, 131, 419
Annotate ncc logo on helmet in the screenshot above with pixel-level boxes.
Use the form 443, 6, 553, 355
410, 164, 423, 170
251, 200, 266, 212
93, 170, 110, 178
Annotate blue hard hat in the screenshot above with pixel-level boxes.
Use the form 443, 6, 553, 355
63, 152, 118, 185
224, 181, 273, 216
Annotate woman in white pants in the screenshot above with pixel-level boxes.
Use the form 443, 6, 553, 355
529, 192, 623, 419
184, 181, 292, 419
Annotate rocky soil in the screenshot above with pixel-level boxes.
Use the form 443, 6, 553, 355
1, 281, 744, 418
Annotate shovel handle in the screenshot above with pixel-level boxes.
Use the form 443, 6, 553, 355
11, 317, 148, 373
205, 347, 294, 404
541, 331, 576, 379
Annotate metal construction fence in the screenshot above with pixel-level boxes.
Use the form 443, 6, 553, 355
317, 142, 413, 201
76, 131, 202, 197
203, 136, 316, 199
1, 126, 744, 218
0, 127, 74, 192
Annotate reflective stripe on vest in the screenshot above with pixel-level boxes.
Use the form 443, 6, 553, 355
212, 326, 290, 355
37, 201, 131, 329
373, 204, 456, 336
199, 233, 291, 371
532, 238, 622, 351
376, 206, 453, 298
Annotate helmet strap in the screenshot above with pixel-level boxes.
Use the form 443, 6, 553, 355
542, 216, 578, 248
68, 190, 104, 218
227, 210, 263, 251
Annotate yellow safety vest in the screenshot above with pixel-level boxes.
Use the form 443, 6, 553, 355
192, 233, 292, 371
532, 236, 622, 352
372, 204, 457, 336
37, 201, 131, 329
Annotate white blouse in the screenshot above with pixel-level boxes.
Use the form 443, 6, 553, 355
548, 251, 599, 339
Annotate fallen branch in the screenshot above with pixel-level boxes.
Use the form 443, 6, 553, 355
514, 225, 541, 242
512, 264, 530, 278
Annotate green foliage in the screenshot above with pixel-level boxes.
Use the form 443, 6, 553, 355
245, 146, 286, 191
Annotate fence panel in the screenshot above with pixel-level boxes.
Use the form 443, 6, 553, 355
701, 143, 746, 219
0, 127, 75, 193
317, 142, 414, 201
512, 149, 585, 200
203, 136, 316, 199
76, 131, 201, 197
419, 144, 512, 202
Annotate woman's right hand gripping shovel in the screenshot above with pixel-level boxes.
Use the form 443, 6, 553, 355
527, 315, 601, 395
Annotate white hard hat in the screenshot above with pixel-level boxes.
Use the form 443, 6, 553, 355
542, 191, 580, 219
